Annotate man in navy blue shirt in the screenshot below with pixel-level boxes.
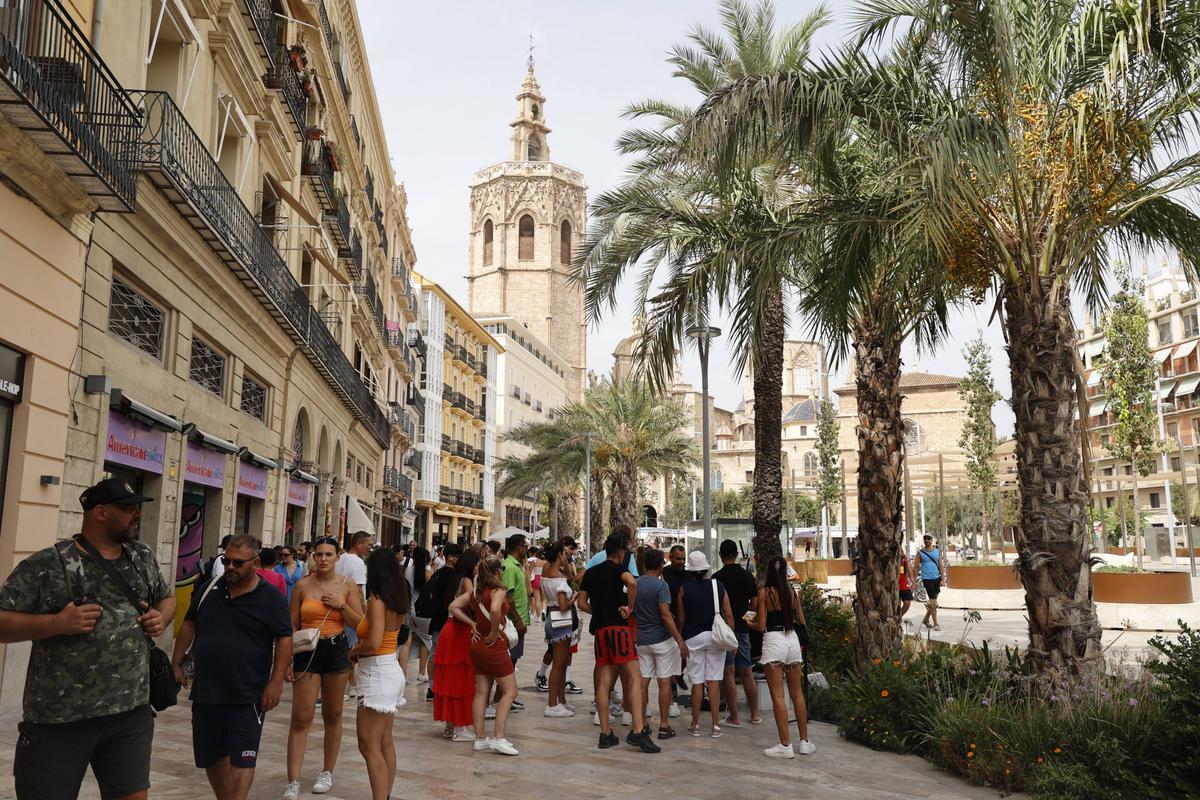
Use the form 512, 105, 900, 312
171, 534, 292, 800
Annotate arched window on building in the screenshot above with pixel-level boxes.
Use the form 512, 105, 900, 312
803, 450, 819, 477
528, 135, 543, 161
903, 418, 923, 455
560, 220, 572, 265
518, 215, 535, 260
482, 219, 493, 266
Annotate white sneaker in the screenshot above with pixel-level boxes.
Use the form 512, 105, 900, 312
669, 702, 681, 718
621, 711, 633, 727
473, 737, 492, 751
593, 710, 601, 725
489, 737, 519, 756
452, 728, 477, 742
282, 781, 300, 800
312, 771, 334, 794
485, 704, 497, 720
563, 702, 577, 712
544, 704, 574, 718
796, 739, 816, 755
764, 743, 795, 759
417, 673, 429, 683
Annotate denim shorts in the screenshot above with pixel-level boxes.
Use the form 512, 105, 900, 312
724, 631, 752, 670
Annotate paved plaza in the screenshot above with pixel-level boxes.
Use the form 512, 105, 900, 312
0, 622, 1022, 800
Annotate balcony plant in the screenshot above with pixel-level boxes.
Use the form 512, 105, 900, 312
288, 44, 308, 71
306, 125, 325, 141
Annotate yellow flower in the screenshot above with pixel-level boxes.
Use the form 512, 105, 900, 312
893, 660, 901, 667
970, 743, 977, 749
1004, 768, 1011, 775
1053, 747, 1062, 754
880, 689, 890, 698
967, 751, 975, 759
873, 657, 882, 665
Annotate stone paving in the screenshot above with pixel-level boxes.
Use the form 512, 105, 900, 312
0, 623, 1023, 800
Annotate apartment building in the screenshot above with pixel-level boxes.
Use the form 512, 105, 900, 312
413, 276, 499, 544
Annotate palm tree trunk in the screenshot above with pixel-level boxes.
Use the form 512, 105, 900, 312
613, 459, 640, 530
850, 313, 905, 670
555, 490, 579, 539
1003, 280, 1102, 674
590, 471, 606, 554
751, 287, 785, 566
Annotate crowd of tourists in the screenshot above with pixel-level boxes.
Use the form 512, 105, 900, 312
0, 477, 816, 800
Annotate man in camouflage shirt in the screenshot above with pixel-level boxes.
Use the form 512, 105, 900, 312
0, 477, 176, 800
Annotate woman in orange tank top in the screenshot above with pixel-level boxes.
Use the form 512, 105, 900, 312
348, 548, 409, 800
284, 537, 364, 797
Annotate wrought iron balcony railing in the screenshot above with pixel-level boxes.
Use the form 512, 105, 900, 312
397, 473, 413, 499
439, 486, 454, 505
262, 45, 304, 140
301, 138, 336, 212
362, 272, 385, 338
364, 164, 374, 205
128, 90, 388, 447
240, 0, 279, 67
324, 192, 349, 250
388, 402, 414, 440
440, 433, 451, 453
406, 383, 424, 414
317, 0, 335, 54
391, 257, 408, 284
0, 0, 139, 211
383, 465, 401, 490
341, 229, 362, 280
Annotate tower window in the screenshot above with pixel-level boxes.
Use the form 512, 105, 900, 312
560, 220, 572, 265
518, 215, 535, 260
483, 219, 494, 266
527, 135, 542, 161
532, 103, 539, 119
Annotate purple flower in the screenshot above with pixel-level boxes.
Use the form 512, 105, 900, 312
981, 698, 990, 706
1128, 698, 1138, 707
946, 696, 956, 703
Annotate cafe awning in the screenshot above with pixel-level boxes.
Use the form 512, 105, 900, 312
1175, 340, 1198, 360
1088, 397, 1108, 417
1176, 374, 1200, 397
1155, 348, 1173, 363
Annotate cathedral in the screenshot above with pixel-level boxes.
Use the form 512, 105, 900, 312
466, 61, 588, 402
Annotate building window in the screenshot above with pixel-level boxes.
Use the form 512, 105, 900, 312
518, 215, 534, 260
1150, 491, 1161, 509
189, 336, 225, 396
241, 372, 268, 422
356, 462, 363, 484
559, 220, 572, 265
1159, 320, 1173, 346
365, 468, 372, 489
292, 415, 305, 466
483, 219, 494, 266
1172, 456, 1181, 471
528, 134, 543, 161
346, 456, 353, 479
1105, 497, 1114, 508
1186, 311, 1200, 338
902, 418, 923, 454
1167, 422, 1179, 438
109, 278, 165, 359
799, 425, 808, 437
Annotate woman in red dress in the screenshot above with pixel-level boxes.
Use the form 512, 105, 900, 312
449, 555, 519, 756
432, 549, 479, 741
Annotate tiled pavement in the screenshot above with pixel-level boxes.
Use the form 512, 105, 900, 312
0, 623, 1022, 800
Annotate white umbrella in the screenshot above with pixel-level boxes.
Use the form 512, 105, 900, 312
489, 526, 527, 543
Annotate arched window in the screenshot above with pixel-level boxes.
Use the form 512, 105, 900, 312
902, 418, 923, 454
531, 103, 540, 119
518, 215, 535, 260
527, 135, 542, 161
803, 451, 819, 477
559, 220, 572, 265
482, 220, 493, 266
291, 414, 305, 467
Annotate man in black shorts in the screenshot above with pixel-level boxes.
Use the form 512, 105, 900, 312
917, 535, 946, 631
172, 534, 292, 799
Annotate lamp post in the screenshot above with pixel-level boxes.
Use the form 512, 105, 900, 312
582, 431, 597, 555
1157, 377, 1178, 565
686, 324, 721, 561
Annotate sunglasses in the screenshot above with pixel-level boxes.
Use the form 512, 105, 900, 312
220, 555, 256, 568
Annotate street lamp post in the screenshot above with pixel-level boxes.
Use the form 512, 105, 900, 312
582, 431, 597, 555
1157, 377, 1178, 565
687, 324, 721, 561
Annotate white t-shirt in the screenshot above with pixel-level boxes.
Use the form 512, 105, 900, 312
335, 552, 367, 591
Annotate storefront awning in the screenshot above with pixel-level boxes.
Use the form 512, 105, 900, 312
1176, 340, 1198, 360
1157, 378, 1179, 400
1177, 374, 1200, 397
1088, 397, 1108, 417
109, 388, 181, 432
291, 469, 320, 485
239, 448, 280, 470
347, 496, 377, 537
183, 424, 237, 454
1155, 348, 1173, 363
1087, 370, 1101, 387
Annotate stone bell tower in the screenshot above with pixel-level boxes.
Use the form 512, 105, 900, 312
466, 59, 588, 401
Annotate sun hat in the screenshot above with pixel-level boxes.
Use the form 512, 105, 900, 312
685, 550, 711, 573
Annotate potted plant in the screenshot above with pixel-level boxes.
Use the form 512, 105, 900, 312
288, 44, 307, 71
305, 126, 324, 141
326, 140, 344, 172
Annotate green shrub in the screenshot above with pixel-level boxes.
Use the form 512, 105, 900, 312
1146, 623, 1200, 797
797, 579, 855, 676
831, 658, 931, 753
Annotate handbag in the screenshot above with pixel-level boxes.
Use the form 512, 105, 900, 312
66, 537, 178, 712
548, 609, 573, 630
709, 580, 739, 651
294, 576, 348, 654
502, 616, 520, 649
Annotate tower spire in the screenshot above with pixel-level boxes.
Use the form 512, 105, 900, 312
528, 31, 535, 73
511, 48, 550, 162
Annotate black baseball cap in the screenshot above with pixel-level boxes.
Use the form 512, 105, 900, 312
80, 478, 154, 510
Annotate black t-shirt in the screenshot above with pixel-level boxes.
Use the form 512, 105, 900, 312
713, 563, 756, 633
186, 576, 293, 704
422, 566, 455, 632
663, 563, 688, 615
580, 559, 630, 633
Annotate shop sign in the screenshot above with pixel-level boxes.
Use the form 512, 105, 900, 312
0, 344, 23, 402
106, 412, 166, 474
184, 442, 226, 489
287, 478, 310, 507
237, 462, 267, 499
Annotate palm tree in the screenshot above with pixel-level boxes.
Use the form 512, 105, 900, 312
497, 379, 699, 549
692, 1, 1200, 672
577, 0, 828, 564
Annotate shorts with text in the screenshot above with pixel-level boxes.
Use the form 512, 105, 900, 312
191, 701, 264, 769
594, 624, 637, 667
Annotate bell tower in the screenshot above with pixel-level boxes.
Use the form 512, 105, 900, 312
466, 59, 588, 400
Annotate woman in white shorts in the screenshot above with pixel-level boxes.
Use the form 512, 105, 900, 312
753, 556, 814, 759
676, 551, 736, 738
349, 548, 408, 800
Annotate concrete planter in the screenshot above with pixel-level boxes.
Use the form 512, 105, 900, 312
1105, 547, 1135, 556
791, 559, 853, 583
1092, 571, 1194, 604
947, 564, 1022, 590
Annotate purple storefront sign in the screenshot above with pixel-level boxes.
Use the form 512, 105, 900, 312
184, 442, 226, 489
105, 412, 166, 474
237, 462, 268, 499
287, 479, 309, 507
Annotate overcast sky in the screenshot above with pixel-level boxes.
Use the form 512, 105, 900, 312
359, 1, 1017, 434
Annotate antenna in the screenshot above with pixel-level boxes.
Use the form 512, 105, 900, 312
527, 31, 535, 71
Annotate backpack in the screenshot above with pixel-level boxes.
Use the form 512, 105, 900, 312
415, 568, 444, 619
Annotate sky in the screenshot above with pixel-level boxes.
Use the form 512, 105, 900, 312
358, 0, 1017, 435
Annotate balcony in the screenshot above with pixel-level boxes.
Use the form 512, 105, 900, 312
341, 229, 362, 280
302, 138, 337, 213
316, 0, 335, 52
240, 0, 279, 68
441, 433, 451, 453
392, 257, 408, 285
261, 46, 305, 140
128, 90, 388, 447
383, 465, 401, 490
397, 473, 413, 499
333, 60, 349, 102
362, 272, 385, 338
406, 383, 424, 414
511, 384, 520, 399
471, 446, 485, 465
408, 328, 425, 356
389, 401, 414, 440
0, 0, 139, 211
364, 164, 375, 205
439, 486, 454, 505
324, 192, 349, 250
480, 358, 488, 379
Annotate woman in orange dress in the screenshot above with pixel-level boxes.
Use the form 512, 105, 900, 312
433, 549, 479, 740
449, 555, 519, 755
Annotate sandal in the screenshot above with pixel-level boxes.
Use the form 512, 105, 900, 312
711, 726, 723, 739
749, 716, 764, 725
657, 726, 676, 740
721, 716, 743, 728
687, 725, 701, 736
933, 625, 942, 631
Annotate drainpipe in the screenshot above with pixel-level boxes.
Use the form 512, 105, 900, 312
91, 0, 104, 50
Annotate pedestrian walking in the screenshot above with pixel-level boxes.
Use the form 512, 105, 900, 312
754, 556, 815, 758
495, 533, 529, 715
257, 547, 288, 596
336, 531, 371, 699
898, 551, 913, 620
284, 537, 364, 798
539, 541, 577, 717
450, 555, 520, 755
0, 478, 175, 800
677, 550, 735, 738
917, 535, 946, 631
398, 545, 433, 683
633, 548, 687, 739
712, 539, 761, 727
349, 548, 409, 800
432, 547, 478, 740
171, 534, 292, 799
275, 545, 306, 601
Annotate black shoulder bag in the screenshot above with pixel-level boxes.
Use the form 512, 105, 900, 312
67, 537, 178, 711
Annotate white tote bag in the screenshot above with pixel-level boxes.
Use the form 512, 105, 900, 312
709, 580, 739, 651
